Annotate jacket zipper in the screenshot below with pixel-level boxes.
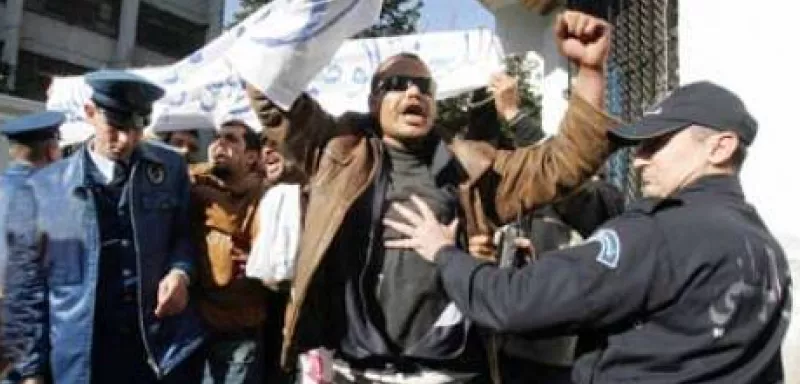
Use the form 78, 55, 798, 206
128, 162, 162, 379
285, 139, 383, 359
84, 186, 100, 383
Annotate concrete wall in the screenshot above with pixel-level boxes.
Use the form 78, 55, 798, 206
0, 5, 176, 69
680, 1, 799, 381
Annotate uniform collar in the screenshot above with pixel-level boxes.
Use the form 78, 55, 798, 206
87, 147, 118, 185
674, 174, 744, 202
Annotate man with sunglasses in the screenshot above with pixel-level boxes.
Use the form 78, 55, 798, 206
2, 70, 205, 384
385, 81, 790, 383
246, 10, 617, 383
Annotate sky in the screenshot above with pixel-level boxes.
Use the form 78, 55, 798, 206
223, 0, 496, 32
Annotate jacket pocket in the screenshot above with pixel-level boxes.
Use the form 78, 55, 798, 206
48, 238, 84, 285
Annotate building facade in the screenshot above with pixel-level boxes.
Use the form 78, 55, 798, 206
0, 0, 224, 167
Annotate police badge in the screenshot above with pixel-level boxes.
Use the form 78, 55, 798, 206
146, 163, 165, 185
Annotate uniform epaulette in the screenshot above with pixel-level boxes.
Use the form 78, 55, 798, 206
628, 197, 683, 215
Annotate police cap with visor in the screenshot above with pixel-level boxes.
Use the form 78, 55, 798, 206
609, 81, 758, 146
0, 111, 65, 143
86, 70, 164, 130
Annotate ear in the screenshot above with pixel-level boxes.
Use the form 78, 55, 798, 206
708, 132, 739, 166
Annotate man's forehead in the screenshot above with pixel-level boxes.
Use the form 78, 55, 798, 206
172, 131, 199, 141
220, 122, 247, 132
377, 56, 431, 77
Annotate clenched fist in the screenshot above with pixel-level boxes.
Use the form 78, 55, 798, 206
555, 11, 611, 70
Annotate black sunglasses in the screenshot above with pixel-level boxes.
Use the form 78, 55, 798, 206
375, 75, 436, 96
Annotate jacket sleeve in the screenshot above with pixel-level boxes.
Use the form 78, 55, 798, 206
2, 185, 49, 377
485, 94, 620, 224
168, 158, 196, 279
552, 179, 626, 238
246, 84, 342, 178
510, 110, 546, 147
434, 213, 670, 335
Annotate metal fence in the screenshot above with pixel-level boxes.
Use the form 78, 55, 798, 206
570, 0, 679, 203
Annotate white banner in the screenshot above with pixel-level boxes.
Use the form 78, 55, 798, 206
308, 28, 504, 115
47, 1, 505, 146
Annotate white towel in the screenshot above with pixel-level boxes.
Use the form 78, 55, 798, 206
245, 183, 301, 283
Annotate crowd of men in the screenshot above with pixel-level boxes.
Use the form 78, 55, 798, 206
0, 9, 791, 384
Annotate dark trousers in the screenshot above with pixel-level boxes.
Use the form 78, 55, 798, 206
499, 357, 573, 384
202, 328, 264, 384
90, 323, 202, 384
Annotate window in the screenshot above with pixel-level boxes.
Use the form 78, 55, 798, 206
25, 0, 121, 38
136, 3, 207, 59
14, 50, 90, 102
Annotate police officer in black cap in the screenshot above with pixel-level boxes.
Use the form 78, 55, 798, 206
383, 81, 791, 383
3, 70, 204, 384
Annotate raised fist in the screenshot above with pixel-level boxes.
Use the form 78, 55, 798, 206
555, 11, 611, 70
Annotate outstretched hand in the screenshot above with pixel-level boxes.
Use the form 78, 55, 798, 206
383, 195, 458, 262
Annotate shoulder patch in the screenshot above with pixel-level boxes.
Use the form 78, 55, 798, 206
146, 163, 166, 185
628, 197, 683, 215
587, 228, 621, 269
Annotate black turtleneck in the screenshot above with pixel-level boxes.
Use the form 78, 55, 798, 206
373, 144, 460, 350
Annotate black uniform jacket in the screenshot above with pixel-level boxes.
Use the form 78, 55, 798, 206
435, 174, 791, 384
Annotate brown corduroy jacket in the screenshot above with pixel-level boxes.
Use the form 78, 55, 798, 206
246, 86, 620, 368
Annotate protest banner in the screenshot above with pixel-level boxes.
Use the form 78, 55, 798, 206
47, 0, 505, 145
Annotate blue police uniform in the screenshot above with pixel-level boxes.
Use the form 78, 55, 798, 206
2, 71, 204, 384
426, 82, 791, 383
0, 112, 64, 369
0, 111, 63, 293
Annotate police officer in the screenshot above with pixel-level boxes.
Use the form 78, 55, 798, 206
383, 81, 791, 383
0, 112, 63, 377
3, 70, 204, 384
0, 112, 64, 291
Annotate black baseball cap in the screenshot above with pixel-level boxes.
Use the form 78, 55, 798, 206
609, 81, 758, 146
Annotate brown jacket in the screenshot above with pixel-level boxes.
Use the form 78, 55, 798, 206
246, 86, 619, 367
189, 164, 270, 331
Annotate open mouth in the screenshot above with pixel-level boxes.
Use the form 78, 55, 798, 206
403, 104, 426, 116
401, 104, 428, 125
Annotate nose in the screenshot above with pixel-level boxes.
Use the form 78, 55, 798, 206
405, 82, 422, 97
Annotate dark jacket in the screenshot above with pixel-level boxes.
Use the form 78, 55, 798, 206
435, 175, 790, 383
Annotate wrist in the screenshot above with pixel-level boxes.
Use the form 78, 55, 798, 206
169, 268, 191, 287
573, 65, 606, 108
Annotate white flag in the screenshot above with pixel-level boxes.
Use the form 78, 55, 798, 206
227, 0, 384, 110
